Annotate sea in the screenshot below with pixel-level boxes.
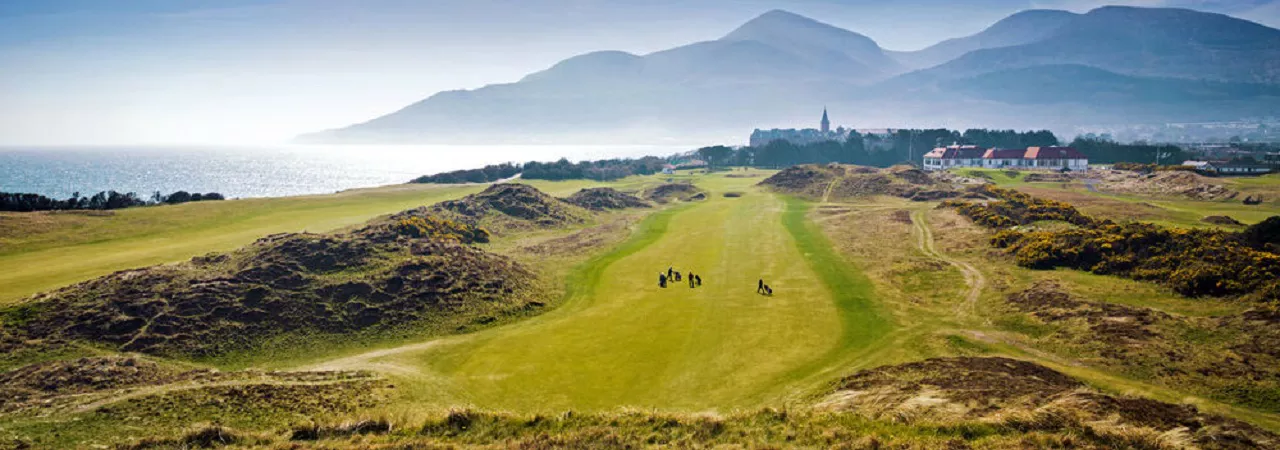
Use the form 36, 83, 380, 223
0, 145, 688, 199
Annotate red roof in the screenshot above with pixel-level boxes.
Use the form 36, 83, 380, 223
1025, 146, 1085, 159
983, 148, 1027, 159
925, 145, 987, 159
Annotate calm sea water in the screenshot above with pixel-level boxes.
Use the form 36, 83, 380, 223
0, 145, 685, 199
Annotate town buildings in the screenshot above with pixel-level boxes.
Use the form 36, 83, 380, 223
923, 145, 1089, 171
1181, 160, 1274, 175
749, 108, 847, 147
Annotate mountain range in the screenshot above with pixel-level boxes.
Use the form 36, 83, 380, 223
299, 5, 1280, 145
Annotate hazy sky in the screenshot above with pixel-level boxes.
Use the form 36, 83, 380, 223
2, 0, 1277, 145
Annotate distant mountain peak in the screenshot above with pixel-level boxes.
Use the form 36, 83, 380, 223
723, 9, 851, 41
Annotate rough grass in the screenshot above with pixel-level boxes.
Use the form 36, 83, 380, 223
110, 405, 1263, 449
0, 180, 636, 304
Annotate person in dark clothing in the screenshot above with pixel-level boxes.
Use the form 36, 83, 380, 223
667, 267, 673, 279
659, 273, 667, 288
757, 279, 765, 294
765, 285, 773, 296
695, 275, 702, 286
689, 273, 695, 288
674, 272, 681, 282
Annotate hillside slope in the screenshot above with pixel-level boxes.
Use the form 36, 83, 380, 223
888, 9, 1078, 69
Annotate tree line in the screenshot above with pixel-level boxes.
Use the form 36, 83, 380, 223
412, 157, 668, 184
411, 128, 1209, 185
703, 128, 1062, 169
1067, 135, 1188, 165
1, 190, 225, 212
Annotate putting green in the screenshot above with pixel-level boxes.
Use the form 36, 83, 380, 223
319, 176, 892, 412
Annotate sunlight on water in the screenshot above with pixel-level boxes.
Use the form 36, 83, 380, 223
0, 144, 687, 199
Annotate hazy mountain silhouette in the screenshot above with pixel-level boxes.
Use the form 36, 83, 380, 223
299, 6, 1280, 144
888, 9, 1078, 69
915, 6, 1280, 84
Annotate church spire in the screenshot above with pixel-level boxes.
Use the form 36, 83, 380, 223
820, 107, 830, 133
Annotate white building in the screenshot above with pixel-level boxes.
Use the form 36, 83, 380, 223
923, 145, 1089, 171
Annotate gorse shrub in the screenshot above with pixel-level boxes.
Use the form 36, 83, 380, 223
393, 216, 490, 243
948, 186, 1280, 302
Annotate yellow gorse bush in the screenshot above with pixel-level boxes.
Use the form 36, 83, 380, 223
948, 186, 1280, 302
393, 216, 491, 244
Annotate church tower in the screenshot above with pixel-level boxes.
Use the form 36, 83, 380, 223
820, 108, 831, 133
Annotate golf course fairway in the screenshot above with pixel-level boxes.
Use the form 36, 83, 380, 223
312, 177, 893, 412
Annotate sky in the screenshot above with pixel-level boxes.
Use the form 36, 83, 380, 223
1, 0, 1277, 145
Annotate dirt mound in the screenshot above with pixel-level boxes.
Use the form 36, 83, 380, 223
761, 164, 962, 201
825, 357, 1082, 415
758, 166, 837, 198
432, 183, 586, 229
1203, 215, 1244, 226
645, 183, 704, 203
7, 220, 541, 357
888, 165, 932, 185
563, 187, 650, 211
1096, 170, 1237, 200
820, 357, 1278, 448
1022, 172, 1073, 182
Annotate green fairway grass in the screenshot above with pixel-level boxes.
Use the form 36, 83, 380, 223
307, 174, 892, 412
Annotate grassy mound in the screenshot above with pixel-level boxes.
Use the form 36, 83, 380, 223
1003, 282, 1280, 413
1203, 215, 1244, 226
0, 357, 189, 413
3, 213, 541, 358
1097, 170, 1237, 200
562, 187, 650, 211
945, 185, 1280, 301
644, 182, 703, 203
820, 356, 1278, 448
760, 164, 965, 201
428, 183, 586, 231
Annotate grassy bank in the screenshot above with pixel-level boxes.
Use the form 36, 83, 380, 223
0, 180, 620, 303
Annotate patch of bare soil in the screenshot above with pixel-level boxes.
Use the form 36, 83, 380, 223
1007, 281, 1169, 353
6, 214, 541, 358
645, 183, 704, 203
1203, 215, 1244, 226
0, 357, 190, 412
429, 183, 587, 230
819, 357, 1278, 449
1095, 170, 1238, 200
562, 188, 649, 211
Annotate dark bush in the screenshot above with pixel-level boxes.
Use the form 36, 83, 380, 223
947, 186, 1280, 302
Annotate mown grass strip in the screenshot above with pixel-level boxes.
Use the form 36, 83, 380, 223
775, 196, 895, 386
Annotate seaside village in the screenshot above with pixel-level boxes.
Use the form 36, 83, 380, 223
749, 109, 1280, 175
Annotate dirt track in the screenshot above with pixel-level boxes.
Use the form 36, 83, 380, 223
910, 210, 985, 318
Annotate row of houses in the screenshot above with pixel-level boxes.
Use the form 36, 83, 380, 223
1181, 160, 1274, 175
922, 145, 1089, 171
